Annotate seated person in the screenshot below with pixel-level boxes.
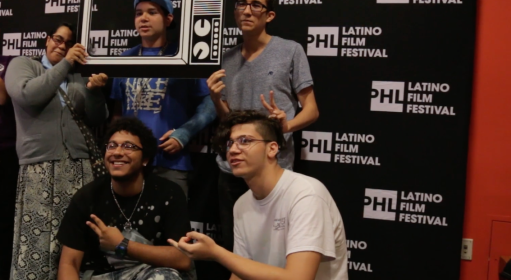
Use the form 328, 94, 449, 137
169, 110, 348, 280
57, 118, 194, 280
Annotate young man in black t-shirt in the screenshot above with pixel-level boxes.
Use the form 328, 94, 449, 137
57, 118, 193, 280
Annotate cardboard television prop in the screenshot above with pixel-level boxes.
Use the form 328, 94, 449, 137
76, 0, 225, 78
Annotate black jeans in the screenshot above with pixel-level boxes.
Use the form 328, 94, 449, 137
0, 147, 18, 280
217, 171, 248, 252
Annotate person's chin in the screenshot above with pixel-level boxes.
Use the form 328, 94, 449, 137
231, 166, 248, 178
49, 54, 63, 63
109, 169, 136, 181
110, 172, 136, 182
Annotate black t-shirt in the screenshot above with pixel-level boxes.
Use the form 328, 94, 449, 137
57, 174, 191, 274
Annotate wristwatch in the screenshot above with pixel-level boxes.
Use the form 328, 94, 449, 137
115, 238, 129, 258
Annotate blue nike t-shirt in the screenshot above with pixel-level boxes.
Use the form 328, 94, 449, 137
110, 45, 209, 171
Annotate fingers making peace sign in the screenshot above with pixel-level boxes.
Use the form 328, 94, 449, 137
260, 91, 289, 133
86, 214, 124, 251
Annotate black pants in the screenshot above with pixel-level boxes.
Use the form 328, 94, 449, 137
217, 171, 248, 252
0, 147, 18, 280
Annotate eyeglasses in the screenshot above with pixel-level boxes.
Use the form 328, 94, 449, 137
227, 136, 272, 151
235, 1, 268, 12
105, 142, 143, 154
50, 34, 75, 49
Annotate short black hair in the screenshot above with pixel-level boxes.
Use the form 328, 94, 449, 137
265, 0, 276, 12
104, 118, 158, 175
212, 110, 286, 160
48, 22, 76, 41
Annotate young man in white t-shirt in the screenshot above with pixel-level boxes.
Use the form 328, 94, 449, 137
169, 110, 348, 280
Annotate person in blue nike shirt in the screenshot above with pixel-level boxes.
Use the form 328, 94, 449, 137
111, 0, 216, 199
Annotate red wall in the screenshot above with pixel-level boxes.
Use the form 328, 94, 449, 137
460, 0, 511, 279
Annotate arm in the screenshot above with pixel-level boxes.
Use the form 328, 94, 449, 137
171, 94, 217, 148
212, 98, 230, 120
110, 78, 124, 123
230, 274, 242, 280
111, 100, 123, 122
286, 86, 319, 133
5, 56, 72, 108
81, 76, 109, 127
126, 242, 191, 270
0, 77, 7, 105
58, 246, 83, 280
171, 232, 321, 280
285, 43, 318, 132
260, 87, 319, 133
216, 247, 321, 280
87, 214, 192, 271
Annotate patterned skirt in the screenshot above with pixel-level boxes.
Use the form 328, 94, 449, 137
10, 150, 93, 280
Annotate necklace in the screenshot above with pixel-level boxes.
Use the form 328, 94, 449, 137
110, 181, 145, 231
134, 43, 169, 117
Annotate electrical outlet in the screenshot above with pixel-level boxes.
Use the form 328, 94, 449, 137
461, 238, 473, 260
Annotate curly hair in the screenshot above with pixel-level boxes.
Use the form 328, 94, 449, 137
212, 110, 286, 160
103, 118, 157, 174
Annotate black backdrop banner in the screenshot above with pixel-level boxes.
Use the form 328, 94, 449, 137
0, 0, 477, 279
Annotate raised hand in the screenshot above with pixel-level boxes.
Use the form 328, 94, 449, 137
65, 43, 88, 66
86, 214, 124, 252
207, 69, 226, 101
260, 91, 289, 133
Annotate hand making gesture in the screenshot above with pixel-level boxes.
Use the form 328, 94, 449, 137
168, 231, 220, 261
86, 214, 124, 252
260, 90, 289, 133
207, 69, 226, 101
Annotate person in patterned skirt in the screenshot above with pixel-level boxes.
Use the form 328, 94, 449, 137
4, 22, 109, 280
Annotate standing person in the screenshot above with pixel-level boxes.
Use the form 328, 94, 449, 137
57, 118, 193, 280
0, 55, 17, 280
111, 0, 217, 198
207, 0, 320, 251
169, 110, 348, 280
5, 23, 109, 279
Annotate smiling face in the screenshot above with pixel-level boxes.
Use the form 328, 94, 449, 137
234, 0, 275, 34
45, 25, 73, 65
104, 131, 148, 181
226, 123, 279, 179
135, 2, 173, 42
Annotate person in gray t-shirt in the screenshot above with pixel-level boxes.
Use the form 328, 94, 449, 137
207, 0, 319, 253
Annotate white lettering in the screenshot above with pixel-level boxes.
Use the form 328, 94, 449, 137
342, 27, 382, 36
335, 133, 375, 143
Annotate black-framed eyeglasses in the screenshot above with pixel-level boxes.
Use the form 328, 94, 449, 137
50, 34, 75, 49
235, 1, 268, 12
226, 136, 272, 151
105, 142, 143, 154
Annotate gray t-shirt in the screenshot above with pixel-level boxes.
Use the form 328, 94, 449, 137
216, 36, 314, 173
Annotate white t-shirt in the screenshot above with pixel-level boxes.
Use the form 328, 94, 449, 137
233, 170, 348, 280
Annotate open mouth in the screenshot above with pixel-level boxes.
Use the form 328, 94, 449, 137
110, 161, 129, 167
230, 159, 243, 166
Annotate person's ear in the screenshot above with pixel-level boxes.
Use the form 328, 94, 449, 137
266, 11, 276, 23
267, 141, 279, 159
165, 14, 174, 28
